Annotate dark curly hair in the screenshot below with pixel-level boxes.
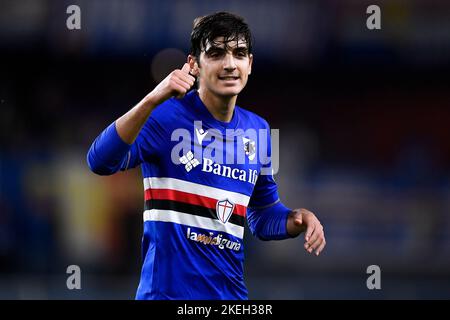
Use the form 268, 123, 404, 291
190, 12, 253, 64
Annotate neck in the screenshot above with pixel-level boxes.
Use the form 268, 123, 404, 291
198, 88, 237, 123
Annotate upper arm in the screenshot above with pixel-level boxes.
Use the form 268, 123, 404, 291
119, 115, 167, 171
248, 120, 279, 209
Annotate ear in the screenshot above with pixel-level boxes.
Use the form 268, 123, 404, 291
188, 55, 200, 76
248, 53, 253, 75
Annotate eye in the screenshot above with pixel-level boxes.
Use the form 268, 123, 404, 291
235, 50, 248, 58
206, 49, 225, 58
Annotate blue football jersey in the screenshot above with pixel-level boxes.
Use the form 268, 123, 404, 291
103, 90, 280, 299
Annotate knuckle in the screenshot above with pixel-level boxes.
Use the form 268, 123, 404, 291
171, 70, 180, 78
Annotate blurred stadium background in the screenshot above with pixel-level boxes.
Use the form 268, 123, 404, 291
0, 0, 449, 299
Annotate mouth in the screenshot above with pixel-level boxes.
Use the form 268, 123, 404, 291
218, 75, 240, 81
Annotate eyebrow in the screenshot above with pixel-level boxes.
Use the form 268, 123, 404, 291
205, 46, 249, 54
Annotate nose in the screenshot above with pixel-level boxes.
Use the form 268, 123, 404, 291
223, 53, 236, 71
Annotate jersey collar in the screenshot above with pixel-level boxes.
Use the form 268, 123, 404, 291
185, 90, 240, 131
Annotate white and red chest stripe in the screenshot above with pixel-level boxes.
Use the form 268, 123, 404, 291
143, 177, 250, 239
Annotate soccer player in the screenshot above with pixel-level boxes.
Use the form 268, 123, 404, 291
87, 11, 326, 299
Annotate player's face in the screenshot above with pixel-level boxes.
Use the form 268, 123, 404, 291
194, 37, 253, 98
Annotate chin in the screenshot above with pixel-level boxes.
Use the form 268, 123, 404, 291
220, 90, 241, 97
216, 86, 244, 97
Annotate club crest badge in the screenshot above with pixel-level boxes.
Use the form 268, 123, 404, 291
216, 199, 235, 224
242, 137, 256, 160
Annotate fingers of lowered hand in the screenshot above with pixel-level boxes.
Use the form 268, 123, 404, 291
304, 223, 315, 248
315, 238, 326, 256
307, 225, 325, 256
309, 226, 325, 253
305, 226, 319, 253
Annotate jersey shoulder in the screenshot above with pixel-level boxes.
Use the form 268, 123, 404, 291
149, 97, 189, 121
144, 96, 193, 132
235, 105, 270, 130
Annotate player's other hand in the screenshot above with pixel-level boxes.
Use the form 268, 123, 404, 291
146, 63, 196, 106
288, 208, 326, 256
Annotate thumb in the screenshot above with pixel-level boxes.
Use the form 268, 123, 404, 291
181, 63, 191, 74
293, 212, 302, 226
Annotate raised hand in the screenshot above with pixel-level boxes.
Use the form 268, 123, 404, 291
147, 63, 196, 106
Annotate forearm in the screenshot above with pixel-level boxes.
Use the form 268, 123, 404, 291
247, 201, 293, 241
87, 95, 158, 176
87, 121, 131, 175
88, 91, 160, 175
116, 94, 158, 144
